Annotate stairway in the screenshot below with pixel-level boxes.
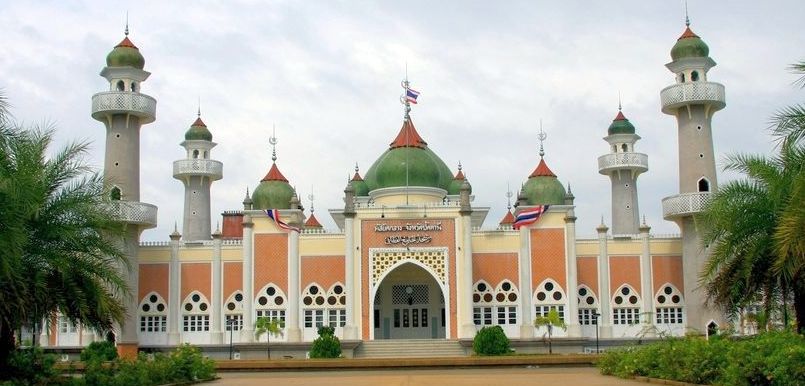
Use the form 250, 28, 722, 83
354, 339, 466, 358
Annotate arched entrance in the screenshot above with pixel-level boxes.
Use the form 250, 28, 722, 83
372, 262, 446, 339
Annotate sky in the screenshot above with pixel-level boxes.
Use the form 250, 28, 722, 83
1, 1, 803, 241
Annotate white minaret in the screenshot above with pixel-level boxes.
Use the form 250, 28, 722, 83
173, 111, 223, 241
90, 25, 157, 356
598, 105, 648, 235
660, 18, 726, 334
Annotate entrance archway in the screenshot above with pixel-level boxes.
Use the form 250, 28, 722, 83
372, 262, 446, 340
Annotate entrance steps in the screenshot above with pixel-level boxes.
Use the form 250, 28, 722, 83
354, 339, 466, 358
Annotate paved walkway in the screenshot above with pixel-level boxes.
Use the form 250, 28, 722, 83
211, 367, 644, 385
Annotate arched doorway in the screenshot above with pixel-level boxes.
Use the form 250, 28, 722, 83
372, 262, 446, 340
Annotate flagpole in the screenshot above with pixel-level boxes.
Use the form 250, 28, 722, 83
403, 65, 411, 206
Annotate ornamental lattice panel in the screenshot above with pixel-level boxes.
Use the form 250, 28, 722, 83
370, 248, 448, 286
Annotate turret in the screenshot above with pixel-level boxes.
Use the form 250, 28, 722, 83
173, 112, 223, 241
597, 107, 648, 234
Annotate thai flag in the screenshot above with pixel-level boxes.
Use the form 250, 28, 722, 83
265, 209, 300, 233
406, 88, 420, 104
513, 205, 550, 230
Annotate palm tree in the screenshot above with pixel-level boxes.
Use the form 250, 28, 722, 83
254, 316, 285, 359
534, 309, 566, 354
0, 94, 128, 375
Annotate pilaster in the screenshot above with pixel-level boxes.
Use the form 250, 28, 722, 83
168, 231, 182, 345
210, 231, 223, 344
240, 216, 254, 342
597, 224, 612, 338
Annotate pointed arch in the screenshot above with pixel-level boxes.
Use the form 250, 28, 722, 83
612, 284, 641, 326
654, 284, 684, 325
577, 285, 599, 326
534, 278, 567, 322
224, 290, 245, 332
697, 177, 710, 192
139, 292, 167, 333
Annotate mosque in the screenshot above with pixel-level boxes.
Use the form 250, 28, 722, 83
43, 18, 730, 357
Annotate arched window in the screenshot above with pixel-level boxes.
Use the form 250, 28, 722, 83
255, 283, 287, 326
534, 279, 566, 322
224, 291, 245, 332
139, 292, 167, 333
472, 280, 519, 326
691, 71, 699, 81
698, 178, 710, 192
302, 283, 347, 329
116, 80, 125, 91
577, 285, 599, 326
203, 151, 208, 159
612, 285, 641, 325
654, 284, 684, 325
192, 150, 199, 159
130, 82, 137, 92
110, 186, 121, 201
680, 73, 686, 83
621, 144, 628, 152
707, 321, 719, 338
182, 292, 210, 332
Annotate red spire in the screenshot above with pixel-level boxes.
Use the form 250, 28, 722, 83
529, 158, 556, 178
678, 27, 699, 40
613, 110, 627, 121
116, 36, 139, 49
261, 163, 288, 182
389, 118, 427, 149
191, 117, 207, 127
351, 172, 363, 181
500, 210, 515, 225
304, 213, 322, 228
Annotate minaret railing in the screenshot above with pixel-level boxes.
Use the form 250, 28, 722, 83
597, 152, 648, 174
661, 192, 711, 219
107, 200, 158, 228
173, 159, 223, 179
91, 91, 157, 122
660, 82, 725, 113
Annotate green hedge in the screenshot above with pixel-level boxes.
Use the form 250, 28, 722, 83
598, 331, 805, 386
472, 326, 511, 355
309, 326, 342, 358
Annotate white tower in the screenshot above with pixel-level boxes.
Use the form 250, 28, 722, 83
598, 107, 648, 235
173, 112, 223, 241
660, 19, 726, 333
90, 26, 157, 356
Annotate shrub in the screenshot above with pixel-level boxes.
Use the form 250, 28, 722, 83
309, 326, 341, 358
166, 344, 216, 382
80, 341, 117, 363
1, 347, 62, 386
472, 325, 510, 355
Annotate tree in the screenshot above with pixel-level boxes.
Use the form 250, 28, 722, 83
534, 309, 566, 354
254, 316, 284, 359
699, 60, 805, 333
0, 94, 128, 376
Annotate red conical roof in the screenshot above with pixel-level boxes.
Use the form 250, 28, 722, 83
678, 26, 699, 40
389, 118, 427, 149
500, 210, 515, 225
191, 117, 207, 127
613, 110, 627, 121
351, 171, 363, 181
529, 158, 556, 178
261, 163, 288, 182
116, 36, 138, 49
454, 169, 465, 180
304, 213, 322, 228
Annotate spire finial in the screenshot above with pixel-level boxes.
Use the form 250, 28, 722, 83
685, 0, 690, 26
399, 64, 419, 120
506, 182, 513, 211
458, 161, 462, 171
269, 124, 278, 162
124, 12, 129, 36
308, 191, 315, 214
537, 120, 547, 158
197, 96, 201, 118
173, 221, 178, 232
618, 91, 622, 111
354, 162, 359, 173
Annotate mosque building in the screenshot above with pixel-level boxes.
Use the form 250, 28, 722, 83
44, 18, 729, 357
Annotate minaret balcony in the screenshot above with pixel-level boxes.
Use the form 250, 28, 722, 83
598, 152, 648, 175
173, 159, 223, 180
662, 192, 711, 220
91, 91, 156, 124
107, 200, 158, 228
660, 82, 725, 114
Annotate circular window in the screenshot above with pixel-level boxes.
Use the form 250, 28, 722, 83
699, 154, 704, 158
192, 294, 200, 302
552, 292, 562, 301
315, 296, 325, 305
258, 296, 268, 306
508, 293, 517, 302
483, 293, 493, 302
657, 295, 666, 304
275, 296, 284, 305
579, 288, 587, 296
227, 302, 235, 311
235, 293, 243, 302
496, 293, 505, 302
672, 295, 681, 304
339, 296, 346, 305
150, 295, 158, 303
473, 294, 481, 302
309, 286, 319, 295
502, 282, 511, 291
334, 285, 343, 294
328, 296, 337, 305
544, 282, 554, 291
586, 297, 595, 305
629, 296, 638, 304
477, 283, 487, 292
142, 304, 150, 312
621, 287, 630, 296
537, 292, 546, 301
614, 296, 623, 305
156, 304, 165, 312
303, 296, 312, 306
266, 287, 276, 296
199, 303, 208, 311
184, 303, 193, 311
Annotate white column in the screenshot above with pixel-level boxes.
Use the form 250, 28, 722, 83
286, 230, 302, 342
459, 214, 475, 338
343, 216, 358, 339
565, 215, 580, 336
639, 224, 654, 336
240, 216, 254, 342
168, 232, 181, 345
597, 224, 613, 338
210, 233, 223, 344
518, 225, 534, 338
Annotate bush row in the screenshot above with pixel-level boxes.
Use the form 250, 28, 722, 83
597, 331, 805, 386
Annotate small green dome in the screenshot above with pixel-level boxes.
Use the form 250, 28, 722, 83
523, 159, 565, 205
350, 174, 370, 197
184, 117, 213, 141
608, 111, 635, 135
364, 119, 453, 192
447, 168, 469, 195
252, 164, 294, 210
106, 37, 145, 69
670, 27, 709, 61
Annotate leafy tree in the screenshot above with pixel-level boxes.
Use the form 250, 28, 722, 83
534, 309, 566, 354
472, 325, 510, 355
254, 316, 284, 359
699, 60, 805, 333
309, 326, 341, 358
0, 93, 128, 376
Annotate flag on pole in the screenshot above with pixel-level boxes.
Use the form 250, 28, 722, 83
405, 87, 420, 104
513, 205, 550, 230
265, 209, 300, 232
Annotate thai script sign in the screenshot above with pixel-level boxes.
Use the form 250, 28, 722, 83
374, 222, 443, 246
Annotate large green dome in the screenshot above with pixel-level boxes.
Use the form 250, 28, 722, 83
106, 36, 145, 69
670, 26, 709, 61
364, 118, 453, 192
523, 158, 566, 205
252, 163, 294, 210
184, 117, 213, 141
608, 111, 635, 135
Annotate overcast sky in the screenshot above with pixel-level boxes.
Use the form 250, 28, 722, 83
2, 1, 803, 241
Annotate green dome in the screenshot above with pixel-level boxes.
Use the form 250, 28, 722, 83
351, 178, 369, 197
447, 168, 468, 195
608, 111, 635, 135
251, 163, 294, 210
184, 117, 213, 141
670, 27, 709, 61
363, 119, 453, 192
106, 37, 145, 69
523, 159, 565, 205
